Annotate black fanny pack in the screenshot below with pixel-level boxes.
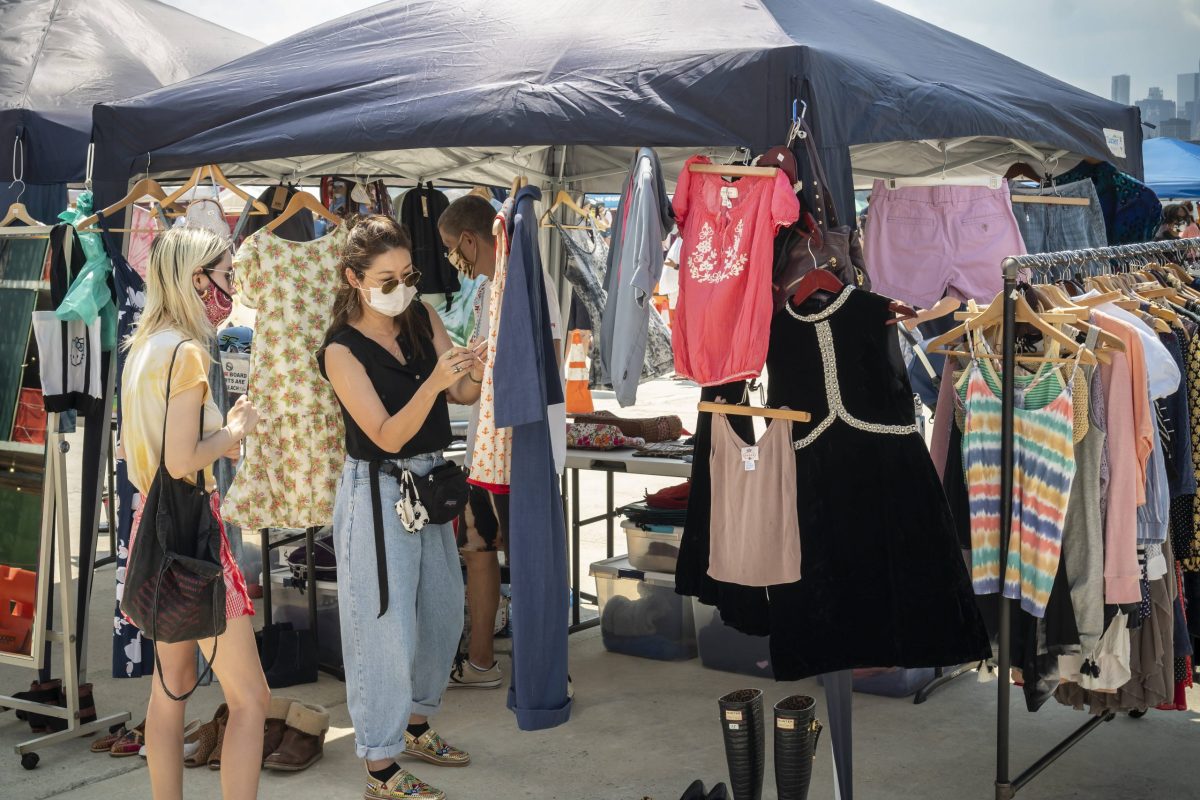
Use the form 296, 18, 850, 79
367, 458, 470, 617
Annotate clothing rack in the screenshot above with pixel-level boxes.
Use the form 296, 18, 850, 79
993, 236, 1200, 800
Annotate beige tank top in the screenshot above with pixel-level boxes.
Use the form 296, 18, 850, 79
707, 413, 802, 587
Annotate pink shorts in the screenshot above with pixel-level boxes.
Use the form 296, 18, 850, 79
864, 180, 1027, 309
126, 492, 254, 624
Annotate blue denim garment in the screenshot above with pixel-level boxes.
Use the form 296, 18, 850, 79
332, 453, 464, 760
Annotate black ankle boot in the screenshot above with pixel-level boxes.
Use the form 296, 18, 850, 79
18, 679, 62, 732
718, 689, 765, 800
773, 695, 822, 800
266, 627, 318, 688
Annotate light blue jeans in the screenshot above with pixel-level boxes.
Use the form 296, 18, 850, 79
333, 453, 465, 761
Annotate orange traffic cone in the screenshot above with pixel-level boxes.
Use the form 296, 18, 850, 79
565, 330, 594, 414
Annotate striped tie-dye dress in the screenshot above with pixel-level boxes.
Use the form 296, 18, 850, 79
960, 348, 1079, 618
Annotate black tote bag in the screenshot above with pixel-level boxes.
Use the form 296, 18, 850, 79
121, 340, 226, 700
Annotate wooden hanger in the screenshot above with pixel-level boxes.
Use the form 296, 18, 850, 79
540, 190, 610, 231
689, 163, 779, 179
265, 190, 342, 233
926, 291, 1099, 365
697, 402, 811, 423
0, 202, 41, 227
75, 178, 185, 232
791, 267, 844, 306
1011, 194, 1090, 207
160, 165, 268, 216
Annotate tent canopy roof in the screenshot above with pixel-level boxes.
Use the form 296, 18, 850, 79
93, 0, 1141, 195
0, 0, 259, 183
1144, 137, 1200, 199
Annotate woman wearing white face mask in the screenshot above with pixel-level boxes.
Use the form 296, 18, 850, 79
317, 215, 481, 800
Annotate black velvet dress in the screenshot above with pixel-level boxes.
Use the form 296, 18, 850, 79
678, 285, 991, 680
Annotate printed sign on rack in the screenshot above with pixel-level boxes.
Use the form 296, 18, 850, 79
221, 352, 250, 396
1104, 128, 1127, 160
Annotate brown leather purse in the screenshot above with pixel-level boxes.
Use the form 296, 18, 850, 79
770, 118, 869, 313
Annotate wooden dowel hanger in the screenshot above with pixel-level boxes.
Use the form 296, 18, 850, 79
160, 164, 269, 216
265, 190, 341, 232
1011, 194, 1090, 207
697, 402, 811, 423
688, 163, 779, 179
0, 202, 42, 228
76, 177, 185, 232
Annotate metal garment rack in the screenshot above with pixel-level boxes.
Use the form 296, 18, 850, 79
993, 237, 1200, 800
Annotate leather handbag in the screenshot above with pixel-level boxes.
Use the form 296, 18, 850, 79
771, 117, 870, 313
122, 340, 226, 701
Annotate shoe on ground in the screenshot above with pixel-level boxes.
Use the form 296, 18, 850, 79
448, 656, 502, 689
404, 728, 470, 767
263, 702, 329, 772
364, 764, 446, 800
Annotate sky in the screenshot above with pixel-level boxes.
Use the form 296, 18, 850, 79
164, 0, 1200, 103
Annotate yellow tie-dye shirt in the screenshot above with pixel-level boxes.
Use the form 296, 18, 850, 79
121, 330, 222, 494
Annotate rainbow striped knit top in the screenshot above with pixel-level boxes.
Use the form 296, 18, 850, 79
959, 353, 1079, 618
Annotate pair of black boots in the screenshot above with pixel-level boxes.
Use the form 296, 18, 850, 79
257, 622, 318, 688
718, 689, 822, 800
5, 679, 97, 732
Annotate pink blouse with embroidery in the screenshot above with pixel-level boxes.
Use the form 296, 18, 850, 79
672, 156, 800, 386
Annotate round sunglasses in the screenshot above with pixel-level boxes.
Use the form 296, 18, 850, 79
358, 269, 423, 294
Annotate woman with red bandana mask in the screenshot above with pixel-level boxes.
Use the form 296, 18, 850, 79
122, 227, 266, 800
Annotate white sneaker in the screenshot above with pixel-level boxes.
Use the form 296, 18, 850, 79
448, 656, 503, 689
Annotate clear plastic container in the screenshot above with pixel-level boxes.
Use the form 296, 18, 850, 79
590, 556, 697, 661
690, 597, 774, 678
622, 520, 684, 574
269, 569, 342, 668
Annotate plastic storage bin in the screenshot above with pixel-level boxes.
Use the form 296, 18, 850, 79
622, 519, 684, 573
269, 569, 342, 669
590, 557, 696, 661
690, 597, 774, 678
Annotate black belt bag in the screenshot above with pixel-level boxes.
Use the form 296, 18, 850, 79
367, 458, 469, 616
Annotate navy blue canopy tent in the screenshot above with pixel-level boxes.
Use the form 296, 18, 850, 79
1144, 137, 1200, 199
0, 0, 258, 217
92, 0, 1141, 221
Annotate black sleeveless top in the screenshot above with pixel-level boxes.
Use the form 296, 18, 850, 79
317, 307, 452, 461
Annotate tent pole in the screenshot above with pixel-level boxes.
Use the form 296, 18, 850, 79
994, 257, 1018, 800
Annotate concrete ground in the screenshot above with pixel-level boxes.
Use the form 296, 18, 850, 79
2, 379, 1198, 798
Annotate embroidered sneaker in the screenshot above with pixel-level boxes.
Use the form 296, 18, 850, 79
448, 655, 502, 690
403, 729, 471, 768
364, 765, 446, 800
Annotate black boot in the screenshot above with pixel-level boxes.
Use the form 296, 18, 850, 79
773, 695, 823, 800
678, 780, 707, 800
718, 689, 765, 800
266, 627, 318, 688
18, 679, 63, 732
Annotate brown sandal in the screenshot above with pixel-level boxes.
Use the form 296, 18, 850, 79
183, 718, 220, 768
206, 704, 230, 771
91, 726, 127, 753
109, 722, 145, 757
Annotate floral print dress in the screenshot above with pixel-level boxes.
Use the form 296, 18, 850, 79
222, 226, 348, 531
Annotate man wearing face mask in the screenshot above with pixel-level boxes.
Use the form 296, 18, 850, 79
437, 195, 566, 691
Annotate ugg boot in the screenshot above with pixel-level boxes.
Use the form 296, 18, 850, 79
262, 696, 297, 762
718, 689, 765, 800
773, 695, 822, 800
263, 702, 329, 772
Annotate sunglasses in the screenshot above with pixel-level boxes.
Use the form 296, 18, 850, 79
358, 269, 423, 294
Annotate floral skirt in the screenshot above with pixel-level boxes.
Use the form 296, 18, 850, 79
126, 492, 254, 623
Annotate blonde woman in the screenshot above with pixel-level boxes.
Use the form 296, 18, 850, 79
121, 227, 267, 800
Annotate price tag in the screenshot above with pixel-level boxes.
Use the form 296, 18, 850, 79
221, 352, 251, 395
742, 445, 759, 472
720, 186, 739, 208
270, 186, 287, 212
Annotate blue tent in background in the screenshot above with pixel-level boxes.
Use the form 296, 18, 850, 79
1144, 137, 1200, 199
93, 0, 1143, 222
